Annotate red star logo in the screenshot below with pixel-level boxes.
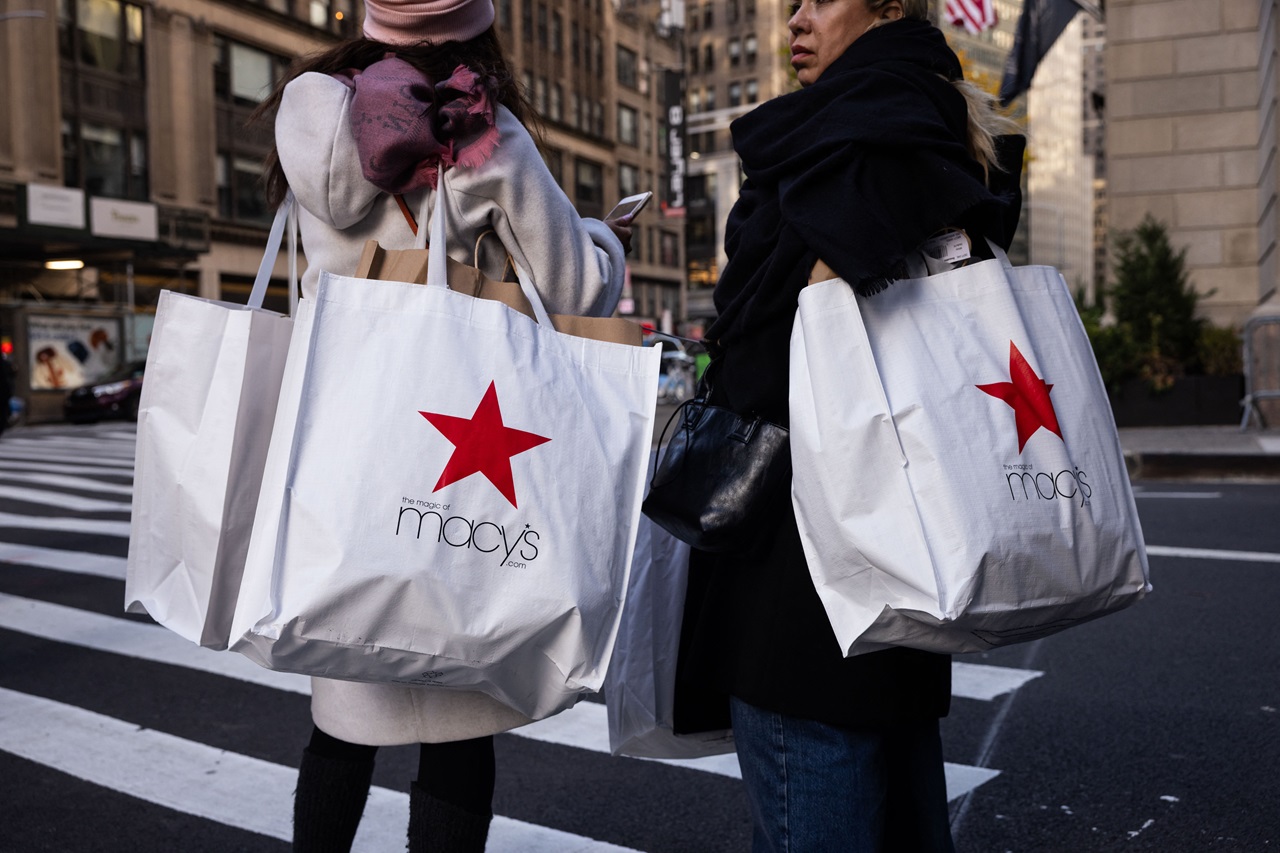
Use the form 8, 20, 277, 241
976, 342, 1063, 453
418, 381, 551, 508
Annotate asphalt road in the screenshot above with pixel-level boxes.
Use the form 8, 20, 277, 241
0, 422, 1277, 851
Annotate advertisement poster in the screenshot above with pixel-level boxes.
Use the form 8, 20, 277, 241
28, 315, 122, 390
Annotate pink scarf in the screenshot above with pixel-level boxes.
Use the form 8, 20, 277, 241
336, 55, 501, 192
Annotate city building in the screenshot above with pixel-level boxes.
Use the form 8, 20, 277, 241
1107, 0, 1276, 328
681, 0, 791, 333
0, 0, 687, 422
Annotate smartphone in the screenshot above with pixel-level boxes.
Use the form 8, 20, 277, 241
605, 191, 653, 221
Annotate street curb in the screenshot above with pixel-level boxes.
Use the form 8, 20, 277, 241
1125, 452, 1280, 481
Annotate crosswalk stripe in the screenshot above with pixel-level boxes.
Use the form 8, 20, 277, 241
0, 592, 1002, 800
0, 470, 134, 496
0, 687, 640, 853
951, 662, 1043, 700
0, 485, 130, 513
0, 449, 135, 469
1145, 545, 1280, 563
0, 541, 126, 580
0, 459, 134, 478
0, 512, 131, 535
0, 593, 310, 695
0, 435, 137, 455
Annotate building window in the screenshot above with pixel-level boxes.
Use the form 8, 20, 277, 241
617, 104, 638, 146
746, 78, 759, 103
703, 2, 713, 27
617, 46, 638, 89
535, 77, 547, 115
550, 83, 563, 122
728, 0, 739, 22
660, 231, 679, 267
60, 0, 145, 76
497, 0, 512, 28
572, 22, 580, 64
619, 163, 639, 197
705, 86, 716, 112
575, 158, 604, 218
689, 47, 699, 74
689, 89, 701, 113
552, 12, 562, 53
571, 92, 581, 129
745, 34, 758, 64
521, 70, 533, 102
521, 1, 532, 40
728, 37, 740, 66
217, 153, 269, 223
703, 44, 713, 69
728, 81, 741, 107
593, 36, 603, 75
537, 3, 547, 48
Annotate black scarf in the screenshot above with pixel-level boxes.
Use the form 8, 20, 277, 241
704, 18, 1022, 423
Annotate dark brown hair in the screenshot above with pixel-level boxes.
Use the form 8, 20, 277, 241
253, 27, 534, 208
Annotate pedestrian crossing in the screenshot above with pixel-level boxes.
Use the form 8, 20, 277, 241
0, 423, 1042, 851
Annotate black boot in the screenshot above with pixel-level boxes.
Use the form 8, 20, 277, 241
293, 745, 376, 853
407, 781, 492, 853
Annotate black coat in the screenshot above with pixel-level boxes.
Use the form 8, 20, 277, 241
675, 20, 1024, 732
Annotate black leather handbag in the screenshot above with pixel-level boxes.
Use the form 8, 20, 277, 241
641, 376, 791, 553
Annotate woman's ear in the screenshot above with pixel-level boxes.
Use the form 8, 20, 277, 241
879, 0, 904, 22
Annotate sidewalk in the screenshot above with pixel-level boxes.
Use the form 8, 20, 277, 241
1118, 425, 1280, 481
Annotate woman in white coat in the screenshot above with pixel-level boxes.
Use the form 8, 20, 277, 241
256, 0, 633, 848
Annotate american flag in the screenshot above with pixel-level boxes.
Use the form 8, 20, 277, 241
945, 0, 998, 35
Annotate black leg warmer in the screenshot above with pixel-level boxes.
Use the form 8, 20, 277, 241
293, 729, 377, 853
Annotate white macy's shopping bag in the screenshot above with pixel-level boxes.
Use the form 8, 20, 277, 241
231, 177, 661, 719
125, 198, 298, 649
605, 481, 734, 759
789, 247, 1150, 657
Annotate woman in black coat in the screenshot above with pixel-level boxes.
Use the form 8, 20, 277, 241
674, 0, 1024, 849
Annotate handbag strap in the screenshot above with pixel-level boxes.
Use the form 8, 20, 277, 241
248, 191, 300, 315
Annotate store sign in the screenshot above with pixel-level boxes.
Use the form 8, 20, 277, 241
663, 70, 686, 218
27, 185, 86, 230
90, 198, 158, 241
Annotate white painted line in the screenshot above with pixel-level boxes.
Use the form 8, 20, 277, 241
0, 512, 130, 536
0, 687, 639, 853
0, 593, 309, 694
0, 449, 135, 468
952, 662, 1044, 701
1145, 545, 1280, 564
0, 471, 133, 496
0, 542, 126, 580
1258, 437, 1280, 453
1131, 492, 1222, 499
523, 701, 742, 777
0, 459, 134, 478
0, 592, 1000, 801
0, 435, 137, 455
0, 485, 129, 513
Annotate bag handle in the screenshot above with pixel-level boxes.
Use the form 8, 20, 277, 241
423, 170, 555, 328
248, 191, 300, 315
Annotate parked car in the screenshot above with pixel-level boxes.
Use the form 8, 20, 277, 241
644, 332, 701, 404
63, 360, 146, 424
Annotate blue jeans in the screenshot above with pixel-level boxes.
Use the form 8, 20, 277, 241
730, 697, 955, 853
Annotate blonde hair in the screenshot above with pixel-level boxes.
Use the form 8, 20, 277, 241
867, 0, 1018, 179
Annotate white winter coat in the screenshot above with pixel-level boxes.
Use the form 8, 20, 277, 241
275, 71, 627, 745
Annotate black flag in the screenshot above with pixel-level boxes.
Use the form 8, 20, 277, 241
999, 0, 1098, 106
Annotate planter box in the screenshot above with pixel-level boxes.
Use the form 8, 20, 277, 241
1108, 375, 1245, 427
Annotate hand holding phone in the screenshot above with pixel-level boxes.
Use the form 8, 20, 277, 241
605, 191, 653, 222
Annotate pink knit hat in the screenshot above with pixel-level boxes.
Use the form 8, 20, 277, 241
362, 0, 495, 45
